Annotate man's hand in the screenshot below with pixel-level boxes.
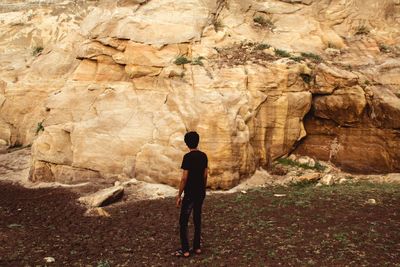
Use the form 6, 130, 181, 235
176, 196, 182, 208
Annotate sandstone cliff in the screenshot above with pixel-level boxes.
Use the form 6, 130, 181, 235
0, 0, 399, 189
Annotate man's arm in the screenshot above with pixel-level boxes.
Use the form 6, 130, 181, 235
176, 170, 188, 207
203, 168, 208, 190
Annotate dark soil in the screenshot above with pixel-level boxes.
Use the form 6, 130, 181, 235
1, 181, 400, 267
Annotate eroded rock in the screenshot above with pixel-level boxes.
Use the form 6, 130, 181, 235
78, 186, 124, 207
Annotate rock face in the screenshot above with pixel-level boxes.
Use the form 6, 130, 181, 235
0, 0, 399, 189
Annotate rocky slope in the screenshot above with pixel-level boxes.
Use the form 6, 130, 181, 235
0, 0, 399, 189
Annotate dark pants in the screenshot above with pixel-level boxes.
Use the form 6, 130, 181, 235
179, 195, 204, 252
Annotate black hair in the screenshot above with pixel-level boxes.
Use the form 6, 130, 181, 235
184, 131, 200, 149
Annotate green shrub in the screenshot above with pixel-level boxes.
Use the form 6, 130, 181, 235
36, 121, 44, 135
174, 56, 191, 65
254, 43, 271, 50
276, 157, 326, 172
355, 25, 370, 35
275, 49, 291, 58
313, 161, 327, 172
277, 158, 297, 167
253, 16, 275, 29
379, 44, 391, 53
300, 52, 322, 63
290, 56, 304, 62
32, 46, 43, 56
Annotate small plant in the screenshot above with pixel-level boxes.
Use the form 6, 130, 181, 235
314, 161, 327, 172
32, 46, 43, 56
355, 25, 370, 35
300, 52, 323, 63
254, 43, 271, 50
277, 158, 296, 166
379, 44, 391, 53
253, 16, 275, 29
333, 232, 349, 243
345, 64, 353, 71
191, 56, 205, 66
364, 80, 371, 86
290, 56, 304, 62
275, 49, 291, 58
36, 121, 44, 135
97, 260, 111, 267
174, 56, 191, 65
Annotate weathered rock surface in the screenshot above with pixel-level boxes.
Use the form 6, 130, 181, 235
0, 0, 399, 189
78, 186, 124, 207
0, 147, 31, 182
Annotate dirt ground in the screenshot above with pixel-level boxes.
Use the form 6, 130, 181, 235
1, 181, 399, 267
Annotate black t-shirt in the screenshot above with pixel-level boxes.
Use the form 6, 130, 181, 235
181, 150, 208, 199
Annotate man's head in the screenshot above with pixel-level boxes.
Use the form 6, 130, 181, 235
184, 131, 200, 149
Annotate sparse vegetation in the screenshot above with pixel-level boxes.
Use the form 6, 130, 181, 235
253, 16, 275, 29
97, 260, 111, 267
301, 52, 323, 63
345, 64, 353, 71
254, 43, 271, 50
313, 161, 327, 172
276, 157, 327, 172
213, 41, 278, 67
36, 121, 44, 134
32, 46, 43, 56
290, 56, 304, 62
355, 25, 370, 35
1, 181, 400, 266
379, 44, 391, 53
191, 56, 205, 66
275, 49, 292, 58
290, 179, 318, 189
174, 56, 191, 65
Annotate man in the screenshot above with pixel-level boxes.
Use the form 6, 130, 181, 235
173, 131, 208, 257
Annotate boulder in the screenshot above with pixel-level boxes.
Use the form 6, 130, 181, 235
319, 174, 334, 186
313, 86, 367, 125
78, 186, 124, 207
313, 64, 358, 95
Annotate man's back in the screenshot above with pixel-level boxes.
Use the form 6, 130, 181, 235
181, 150, 208, 198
